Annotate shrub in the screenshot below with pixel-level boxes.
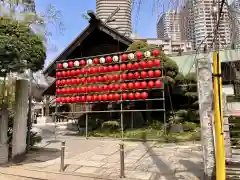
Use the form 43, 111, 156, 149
182, 122, 198, 132
150, 120, 163, 130
102, 121, 120, 132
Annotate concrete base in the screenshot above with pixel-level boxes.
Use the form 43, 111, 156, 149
0, 144, 8, 164
37, 116, 53, 124
67, 120, 78, 131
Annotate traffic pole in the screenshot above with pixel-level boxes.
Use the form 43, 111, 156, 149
212, 51, 226, 180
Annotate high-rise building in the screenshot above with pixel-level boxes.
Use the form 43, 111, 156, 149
157, 10, 182, 41
96, 0, 132, 37
230, 0, 240, 45
180, 0, 231, 50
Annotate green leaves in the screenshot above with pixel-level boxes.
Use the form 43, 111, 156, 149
0, 16, 46, 73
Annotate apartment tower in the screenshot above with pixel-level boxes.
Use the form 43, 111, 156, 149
96, 0, 132, 37
181, 0, 231, 49
157, 10, 182, 41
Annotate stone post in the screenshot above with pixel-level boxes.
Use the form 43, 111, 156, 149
12, 80, 29, 159
0, 109, 9, 164
197, 59, 216, 179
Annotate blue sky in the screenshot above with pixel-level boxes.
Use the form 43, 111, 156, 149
35, 0, 168, 66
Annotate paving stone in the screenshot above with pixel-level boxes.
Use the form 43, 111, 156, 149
89, 155, 107, 161
74, 160, 106, 167
102, 162, 118, 168
125, 170, 153, 180
75, 166, 99, 174
64, 164, 81, 172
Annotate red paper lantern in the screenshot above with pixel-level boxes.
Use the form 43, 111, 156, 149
128, 93, 134, 100
121, 73, 127, 80
65, 97, 71, 103
76, 96, 80, 102
93, 58, 99, 64
68, 61, 74, 68
92, 67, 97, 74
140, 71, 147, 79
155, 80, 162, 88
70, 70, 76, 76
113, 84, 120, 90
57, 63, 63, 69
148, 81, 155, 88
120, 64, 127, 71
76, 69, 81, 75
56, 97, 61, 103
71, 87, 77, 94
136, 51, 143, 60
66, 70, 71, 77
71, 96, 76, 103
154, 70, 161, 77
114, 93, 120, 101
81, 86, 86, 93
86, 95, 92, 102
147, 60, 154, 69
141, 92, 148, 99
56, 89, 61, 94
154, 59, 161, 67
76, 78, 81, 84
135, 92, 141, 99
103, 85, 108, 91
93, 95, 98, 101
152, 49, 160, 57
76, 87, 81, 93
107, 65, 113, 72
61, 71, 67, 77
133, 62, 139, 70
121, 83, 127, 90
61, 79, 66, 85
80, 77, 86, 84
106, 56, 113, 63
141, 81, 147, 89
56, 80, 61, 86
92, 76, 97, 83
113, 74, 120, 81
98, 85, 103, 91
56, 72, 62, 78
88, 67, 93, 74
98, 66, 104, 73
81, 68, 86, 74
71, 78, 76, 84
98, 94, 103, 101
108, 84, 114, 91
113, 64, 120, 71
102, 94, 108, 101
87, 77, 92, 83
127, 63, 133, 70
80, 96, 86, 102
87, 86, 93, 92
134, 72, 140, 79
134, 82, 141, 89
148, 70, 154, 78
103, 66, 108, 72
121, 54, 128, 61
66, 79, 72, 85
128, 82, 134, 89
108, 75, 114, 81
108, 94, 113, 101
140, 61, 147, 69
80, 60, 86, 66
97, 76, 103, 82
122, 93, 127, 100
103, 75, 108, 82
92, 86, 97, 92
127, 72, 134, 80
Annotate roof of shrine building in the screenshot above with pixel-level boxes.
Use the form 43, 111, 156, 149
43, 10, 133, 78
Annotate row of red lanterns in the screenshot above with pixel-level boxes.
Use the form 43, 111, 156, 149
56, 49, 161, 69
56, 92, 149, 103
56, 60, 161, 78
56, 70, 161, 86
56, 80, 163, 95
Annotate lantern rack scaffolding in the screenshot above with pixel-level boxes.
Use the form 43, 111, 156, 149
54, 49, 166, 139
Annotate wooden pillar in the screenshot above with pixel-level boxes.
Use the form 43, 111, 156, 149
12, 80, 29, 159
197, 59, 216, 179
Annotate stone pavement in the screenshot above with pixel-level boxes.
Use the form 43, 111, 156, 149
0, 137, 204, 180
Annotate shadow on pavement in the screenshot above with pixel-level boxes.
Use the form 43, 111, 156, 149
142, 142, 178, 180
178, 159, 204, 178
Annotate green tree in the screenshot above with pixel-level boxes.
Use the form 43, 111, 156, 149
0, 16, 46, 73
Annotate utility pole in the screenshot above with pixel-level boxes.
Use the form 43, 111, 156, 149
212, 0, 226, 179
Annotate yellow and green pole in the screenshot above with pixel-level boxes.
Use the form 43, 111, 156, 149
212, 51, 226, 180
